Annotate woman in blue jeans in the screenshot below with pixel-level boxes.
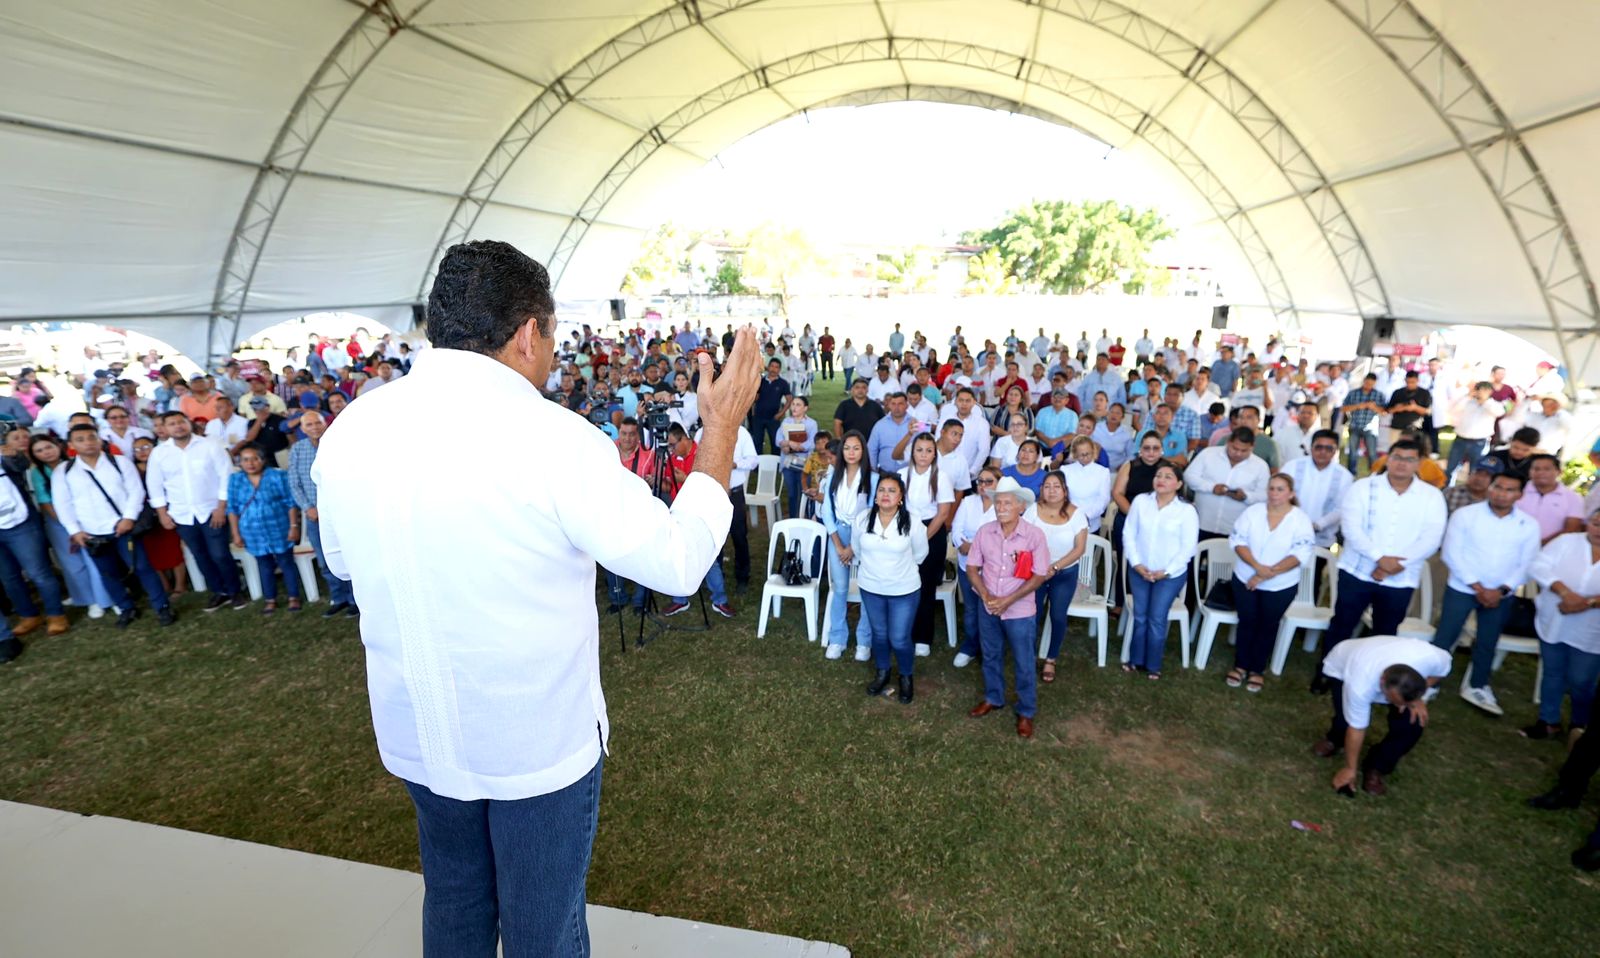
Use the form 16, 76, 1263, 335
819, 430, 877, 661
1024, 470, 1087, 682
226, 444, 303, 613
1121, 461, 1198, 680
1523, 514, 1600, 738
776, 396, 817, 518
851, 472, 929, 703
29, 434, 113, 617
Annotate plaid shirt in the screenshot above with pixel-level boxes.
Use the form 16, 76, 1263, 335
287, 438, 318, 511
1443, 485, 1484, 515
1169, 404, 1204, 444
227, 468, 297, 556
1344, 387, 1384, 433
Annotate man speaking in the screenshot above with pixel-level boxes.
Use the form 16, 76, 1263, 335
313, 240, 760, 956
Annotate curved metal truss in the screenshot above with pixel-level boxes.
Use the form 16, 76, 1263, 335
207, 0, 421, 362
1330, 0, 1599, 378
541, 38, 1299, 327
807, 85, 1106, 143
412, 0, 1387, 321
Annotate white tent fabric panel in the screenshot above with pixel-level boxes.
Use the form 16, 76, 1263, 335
558, 223, 651, 298
1414, 0, 1600, 126
492, 104, 654, 220
1521, 112, 1600, 281
464, 206, 573, 273
0, 125, 252, 318
310, 30, 541, 194
600, 147, 709, 232
666, 89, 795, 158
770, 61, 910, 104
1246, 199, 1357, 317
0, 0, 350, 163
706, 1, 885, 67
409, 0, 653, 86
879, 0, 1043, 61
1029, 12, 1191, 110
577, 30, 750, 134
1150, 84, 1308, 211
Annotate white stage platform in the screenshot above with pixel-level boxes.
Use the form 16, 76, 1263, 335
0, 800, 849, 957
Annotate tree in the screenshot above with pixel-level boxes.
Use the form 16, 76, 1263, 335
963, 247, 1017, 295
620, 222, 693, 294
964, 200, 1172, 294
706, 258, 749, 295
875, 247, 938, 293
739, 223, 830, 309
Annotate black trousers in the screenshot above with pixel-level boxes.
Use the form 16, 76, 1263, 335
910, 527, 949, 647
820, 353, 834, 379
1233, 584, 1297, 674
1324, 678, 1426, 774
1558, 711, 1600, 796
727, 487, 751, 586
1321, 570, 1413, 656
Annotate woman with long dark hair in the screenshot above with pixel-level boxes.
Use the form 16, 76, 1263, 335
852, 472, 929, 703
989, 384, 1034, 437
819, 430, 877, 661
899, 432, 954, 657
1123, 461, 1199, 680
1025, 470, 1088, 682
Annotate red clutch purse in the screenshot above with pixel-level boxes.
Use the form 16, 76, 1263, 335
1013, 551, 1034, 579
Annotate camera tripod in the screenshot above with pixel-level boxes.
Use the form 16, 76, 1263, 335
612, 420, 713, 652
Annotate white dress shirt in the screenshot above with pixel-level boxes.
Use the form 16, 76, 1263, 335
1337, 475, 1448, 589
145, 436, 232, 524
1183, 446, 1270, 534
1280, 457, 1353, 547
1442, 501, 1540, 595
50, 453, 144, 536
989, 435, 1021, 468
1451, 395, 1500, 441
1522, 407, 1573, 455
938, 450, 972, 494
1124, 493, 1200, 579
1273, 419, 1315, 464
899, 464, 954, 524
1023, 504, 1088, 566
950, 495, 994, 573
696, 424, 758, 489
1228, 504, 1315, 592
938, 405, 992, 480
1322, 636, 1451, 730
1061, 461, 1112, 532
205, 414, 249, 448
866, 374, 896, 403
312, 348, 732, 802
850, 510, 929, 596
906, 397, 939, 427
0, 472, 30, 530
1181, 384, 1223, 418
101, 425, 155, 450
1531, 533, 1600, 654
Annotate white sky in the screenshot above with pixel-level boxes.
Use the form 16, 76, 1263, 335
654, 101, 1211, 259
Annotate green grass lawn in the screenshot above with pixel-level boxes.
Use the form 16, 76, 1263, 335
1, 369, 1595, 956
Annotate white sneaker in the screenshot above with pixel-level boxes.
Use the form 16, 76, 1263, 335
1422, 686, 1440, 703
853, 644, 872, 662
915, 643, 931, 657
824, 644, 844, 660
1461, 684, 1504, 716
87, 604, 105, 620
953, 652, 973, 668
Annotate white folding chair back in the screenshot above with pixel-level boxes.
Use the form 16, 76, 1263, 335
1270, 546, 1338, 674
756, 518, 827, 642
746, 454, 782, 528
1037, 534, 1115, 667
1118, 547, 1194, 667
1192, 538, 1239, 670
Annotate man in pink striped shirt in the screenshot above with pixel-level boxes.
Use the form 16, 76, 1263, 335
966, 476, 1052, 738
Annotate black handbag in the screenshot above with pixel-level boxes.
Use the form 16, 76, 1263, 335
1505, 595, 1537, 637
1203, 579, 1237, 612
82, 534, 118, 557
781, 540, 811, 586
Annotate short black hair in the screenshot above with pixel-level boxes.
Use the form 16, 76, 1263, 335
1389, 438, 1422, 457
1311, 428, 1339, 445
1527, 453, 1562, 471
1228, 427, 1256, 446
1209, 402, 1226, 417
1235, 404, 1261, 419
68, 423, 99, 438
1489, 472, 1527, 490
426, 240, 556, 354
667, 423, 688, 443
1512, 426, 1542, 446
1381, 664, 1427, 703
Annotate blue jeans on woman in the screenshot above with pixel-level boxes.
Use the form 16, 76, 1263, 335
0, 517, 65, 617
253, 550, 303, 601
405, 756, 602, 958
977, 605, 1038, 717
825, 525, 872, 650
1038, 565, 1080, 660
956, 566, 982, 657
861, 588, 918, 674
781, 465, 806, 518
42, 514, 110, 608
1430, 586, 1514, 689
1539, 641, 1600, 727
1126, 565, 1186, 673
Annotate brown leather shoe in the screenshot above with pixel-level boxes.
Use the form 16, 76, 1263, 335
1311, 739, 1339, 759
1016, 716, 1035, 739
1362, 769, 1388, 797
12, 616, 43, 637
969, 701, 1003, 718
45, 615, 69, 636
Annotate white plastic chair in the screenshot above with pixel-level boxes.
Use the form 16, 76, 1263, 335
1362, 557, 1435, 641
1037, 534, 1114, 667
746, 454, 781, 529
1455, 582, 1544, 704
756, 519, 827, 642
1119, 553, 1193, 668
1191, 539, 1238, 670
934, 539, 959, 647
1270, 547, 1339, 675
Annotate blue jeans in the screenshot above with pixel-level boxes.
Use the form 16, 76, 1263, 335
604, 570, 648, 610
1346, 428, 1379, 472
306, 519, 354, 606
1126, 565, 1185, 673
174, 518, 242, 598
782, 465, 806, 519
1539, 641, 1600, 727
253, 550, 302, 601
88, 533, 169, 611
1445, 436, 1487, 480
42, 514, 110, 608
861, 588, 918, 674
956, 566, 982, 657
0, 517, 64, 616
1430, 586, 1514, 689
674, 555, 727, 606
978, 606, 1038, 717
843, 369, 854, 388
825, 525, 873, 648
404, 756, 603, 958
1038, 565, 1080, 660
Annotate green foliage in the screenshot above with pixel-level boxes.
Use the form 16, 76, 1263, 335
963, 246, 1017, 295
874, 247, 938, 293
621, 222, 693, 295
964, 199, 1172, 294
740, 223, 831, 306
706, 258, 749, 295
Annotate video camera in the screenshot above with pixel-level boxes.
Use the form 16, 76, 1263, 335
642, 398, 683, 437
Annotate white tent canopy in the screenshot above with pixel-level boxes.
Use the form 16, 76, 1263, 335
4, 0, 1599, 374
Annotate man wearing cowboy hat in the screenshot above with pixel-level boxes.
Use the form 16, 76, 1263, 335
965, 475, 1052, 739
1520, 394, 1574, 458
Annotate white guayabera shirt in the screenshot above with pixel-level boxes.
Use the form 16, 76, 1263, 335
314, 348, 732, 801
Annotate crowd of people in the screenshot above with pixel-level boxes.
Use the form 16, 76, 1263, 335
566, 320, 1598, 869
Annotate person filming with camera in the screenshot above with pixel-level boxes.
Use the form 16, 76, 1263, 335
312, 240, 761, 958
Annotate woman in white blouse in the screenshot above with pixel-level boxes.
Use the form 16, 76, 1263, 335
1226, 473, 1315, 692
950, 465, 1000, 668
899, 432, 955, 658
1024, 470, 1088, 683
819, 430, 878, 661
988, 414, 1029, 470
851, 473, 930, 704
1061, 436, 1113, 533
1524, 509, 1600, 739
1123, 461, 1199, 679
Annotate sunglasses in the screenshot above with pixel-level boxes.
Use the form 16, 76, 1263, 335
977, 478, 997, 486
